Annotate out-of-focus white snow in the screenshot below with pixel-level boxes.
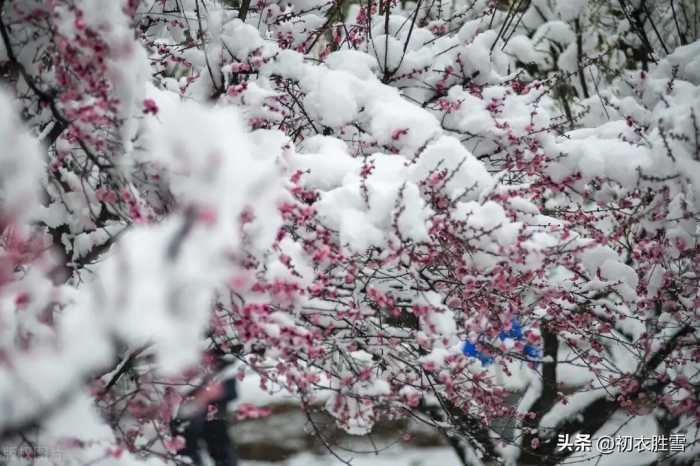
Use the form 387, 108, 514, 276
241, 446, 457, 466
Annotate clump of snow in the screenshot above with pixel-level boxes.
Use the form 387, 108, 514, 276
0, 90, 42, 223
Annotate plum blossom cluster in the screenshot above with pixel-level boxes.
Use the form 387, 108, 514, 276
0, 1, 698, 466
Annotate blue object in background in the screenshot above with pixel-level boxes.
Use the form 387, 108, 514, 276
461, 340, 493, 366
462, 341, 478, 357
498, 318, 523, 341
462, 318, 539, 365
523, 344, 540, 359
477, 353, 494, 365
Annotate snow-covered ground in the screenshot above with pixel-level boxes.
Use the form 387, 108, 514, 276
241, 447, 458, 466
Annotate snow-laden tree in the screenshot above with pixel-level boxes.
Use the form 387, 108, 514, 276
0, 0, 698, 465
